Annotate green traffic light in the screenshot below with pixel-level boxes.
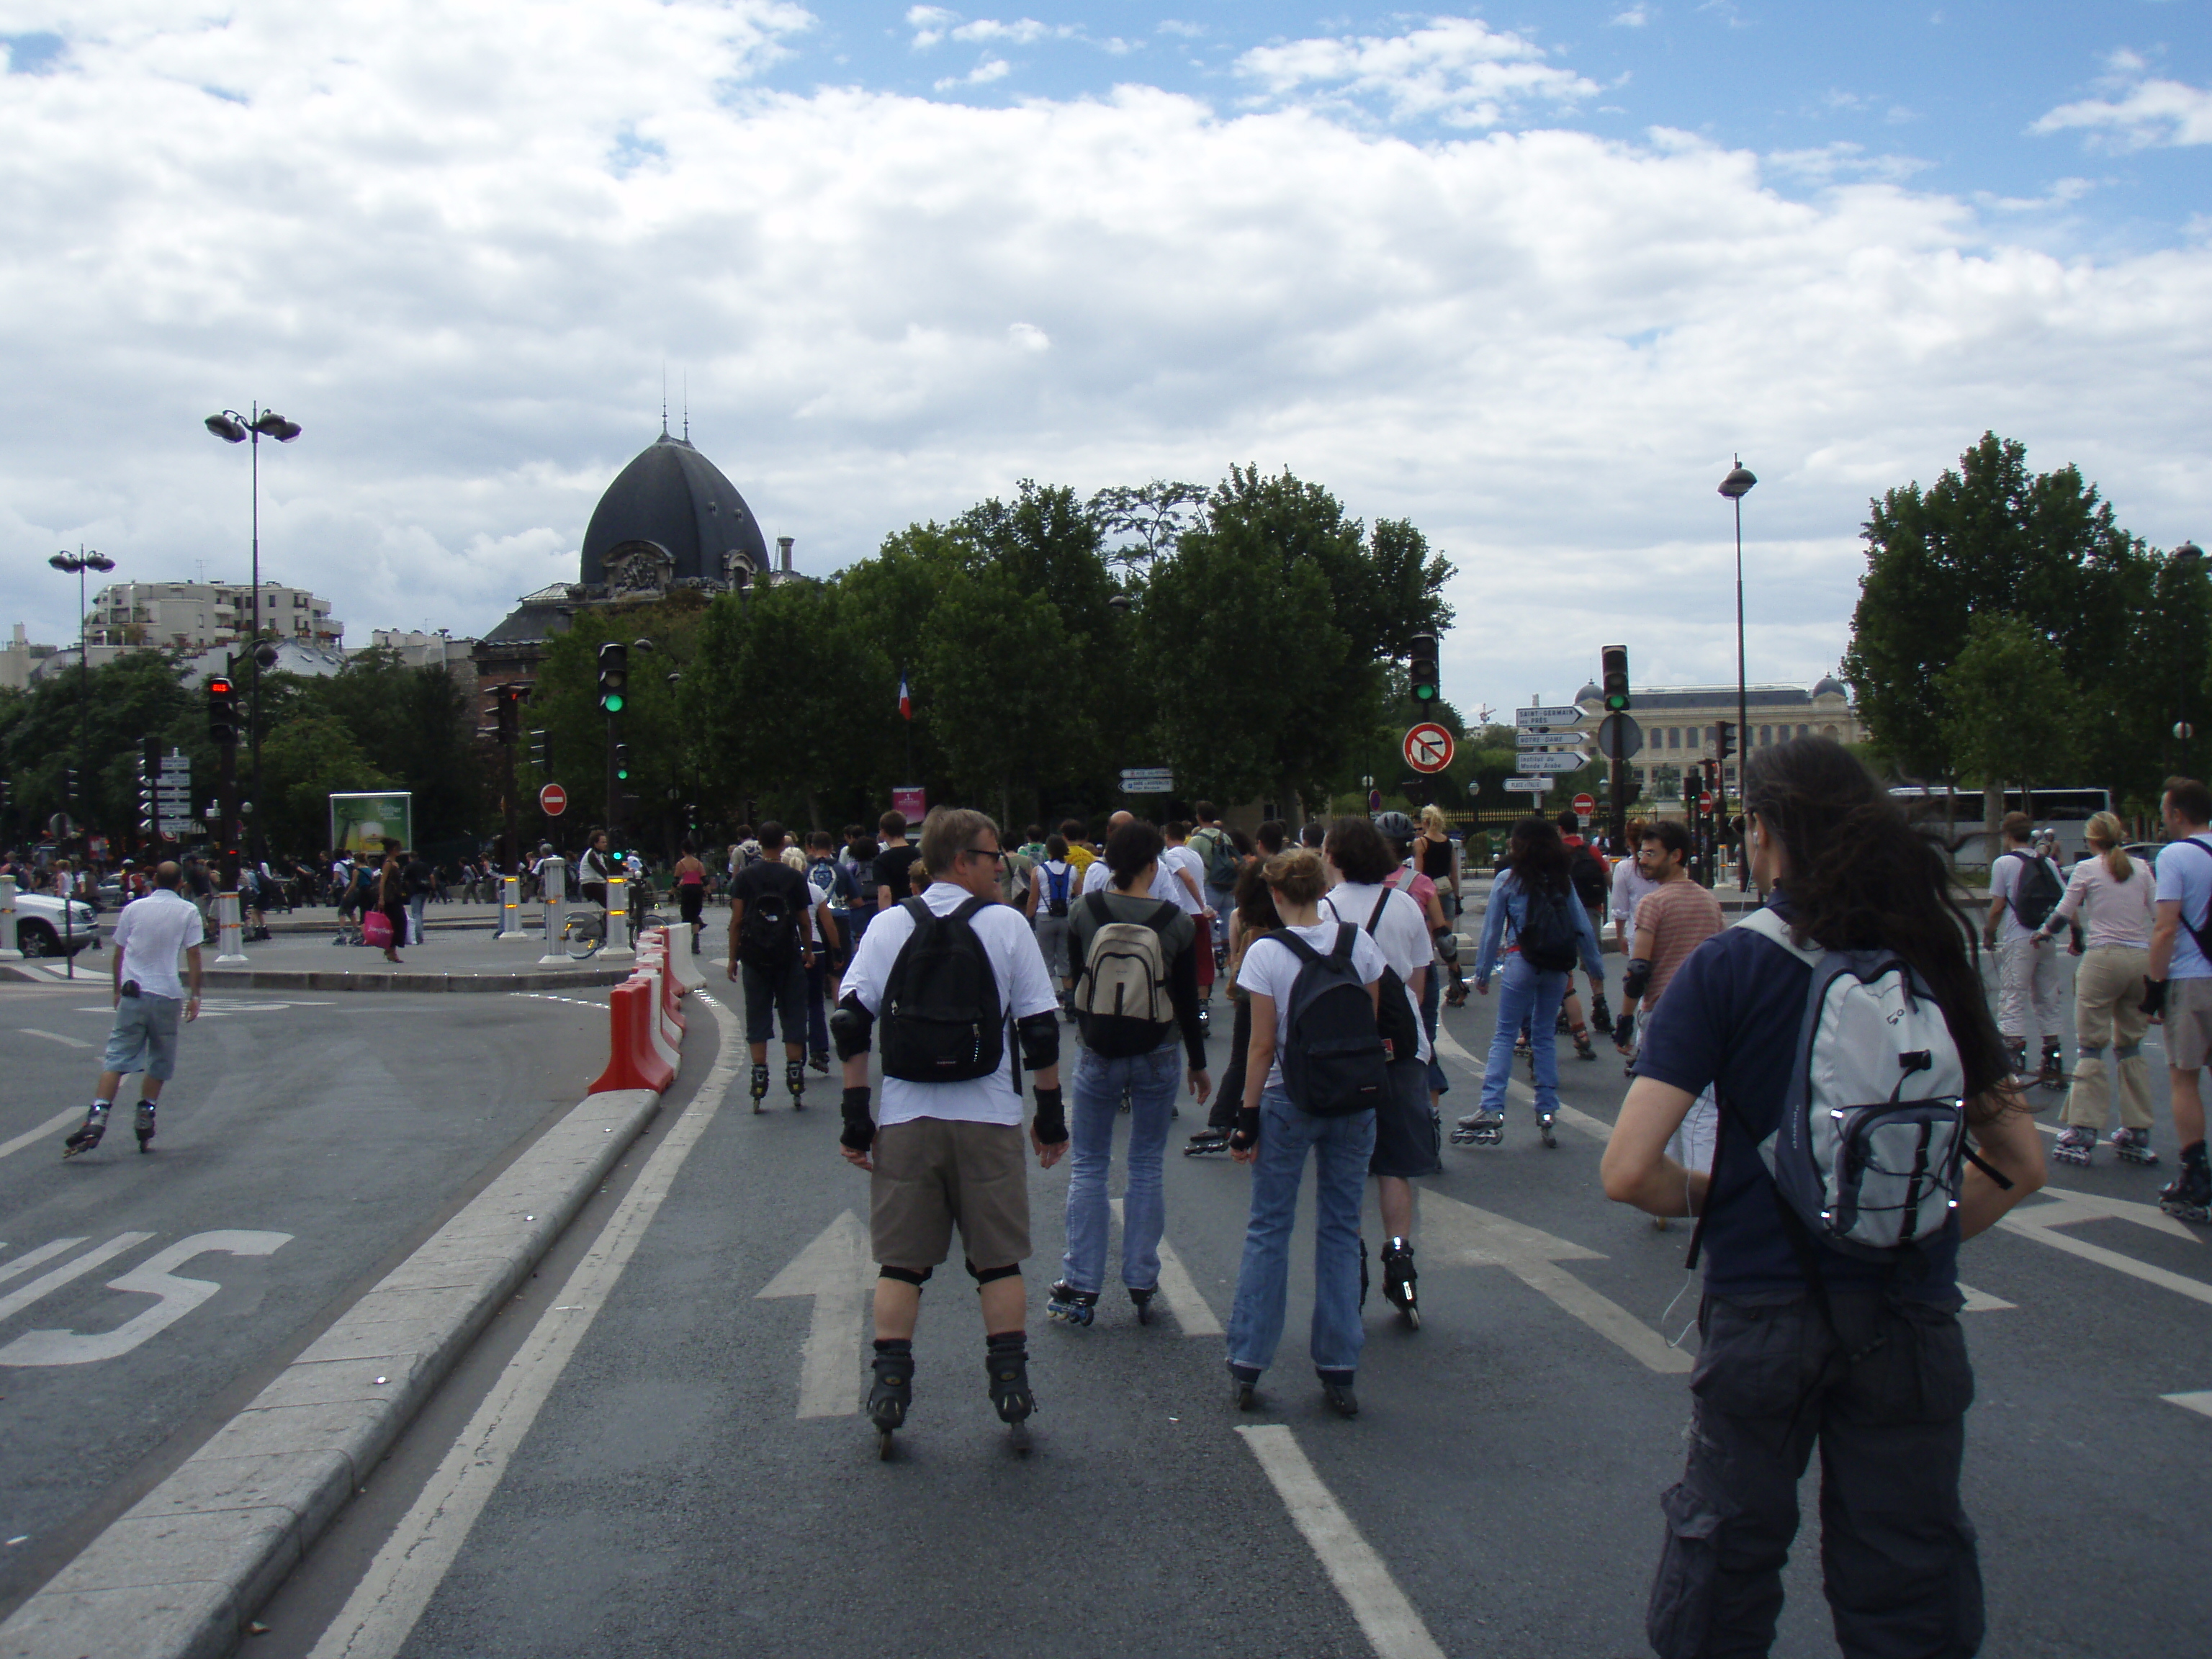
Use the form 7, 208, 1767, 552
1414, 684, 1437, 701
601, 692, 625, 714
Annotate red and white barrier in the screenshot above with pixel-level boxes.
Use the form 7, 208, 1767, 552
589, 927, 688, 1095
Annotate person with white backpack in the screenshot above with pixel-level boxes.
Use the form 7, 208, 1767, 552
1601, 737, 2045, 1659
1047, 819, 1210, 1329
1984, 810, 2069, 1085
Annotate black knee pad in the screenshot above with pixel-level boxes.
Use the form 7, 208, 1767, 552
878, 1264, 932, 1287
966, 1259, 1021, 1286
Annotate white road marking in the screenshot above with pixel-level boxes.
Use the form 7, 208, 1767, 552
755, 1210, 873, 1419
305, 993, 739, 1659
0, 1231, 292, 1367
0, 1239, 88, 1289
1957, 1282, 2016, 1312
2000, 1208, 2212, 1308
1434, 1022, 1617, 1143
0, 1108, 86, 1165
1423, 1191, 1691, 1374
0, 1233, 154, 1325
1107, 1198, 1223, 1337
2162, 1390, 2212, 1421
2038, 1183, 2200, 1243
17, 1028, 92, 1049
1235, 1424, 1448, 1659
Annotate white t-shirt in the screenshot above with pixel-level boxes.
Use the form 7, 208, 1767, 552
1159, 845, 1209, 916
841, 882, 1061, 1128
112, 888, 205, 1002
1321, 881, 1433, 1064
1990, 848, 2063, 945
2155, 835, 2212, 980
1237, 921, 1390, 1092
1611, 857, 1660, 936
1081, 859, 1182, 906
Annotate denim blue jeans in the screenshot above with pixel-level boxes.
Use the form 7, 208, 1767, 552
1226, 1085, 1376, 1379
1419, 963, 1447, 1097
1480, 953, 1568, 1115
1059, 1034, 1184, 1294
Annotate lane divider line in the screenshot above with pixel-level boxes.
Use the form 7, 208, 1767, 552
1107, 1198, 1223, 1338
302, 992, 742, 1659
1234, 1424, 1449, 1659
0, 1233, 155, 1325
18, 1028, 94, 1049
0, 1107, 87, 1166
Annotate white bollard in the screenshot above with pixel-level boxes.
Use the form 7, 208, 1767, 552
495, 875, 526, 940
601, 875, 634, 960
215, 891, 248, 965
0, 875, 19, 961
536, 857, 570, 965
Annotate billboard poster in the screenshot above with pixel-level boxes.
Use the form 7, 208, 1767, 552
891, 786, 927, 821
329, 791, 415, 855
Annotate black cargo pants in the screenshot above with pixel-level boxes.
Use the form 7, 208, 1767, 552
1647, 1290, 1984, 1659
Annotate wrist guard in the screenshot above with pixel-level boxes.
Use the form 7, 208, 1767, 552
1614, 1010, 1635, 1051
2141, 978, 2170, 1018
1622, 957, 1653, 1002
1031, 1083, 1067, 1146
1228, 1106, 1261, 1153
840, 1086, 876, 1152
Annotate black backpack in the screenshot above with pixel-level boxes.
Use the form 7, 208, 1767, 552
1568, 843, 1609, 912
742, 878, 800, 961
1514, 876, 1581, 973
2005, 851, 2064, 930
1344, 889, 1421, 1066
880, 896, 1004, 1083
1277, 925, 1391, 1118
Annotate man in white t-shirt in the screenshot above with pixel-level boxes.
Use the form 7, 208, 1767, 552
2146, 777, 2212, 1224
1320, 816, 1437, 1328
63, 861, 204, 1158
832, 806, 1066, 1450
1984, 810, 2067, 1082
1159, 821, 1218, 1025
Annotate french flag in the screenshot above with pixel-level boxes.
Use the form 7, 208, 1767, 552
898, 675, 912, 721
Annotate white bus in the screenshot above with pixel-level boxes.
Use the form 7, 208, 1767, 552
1889, 785, 2115, 866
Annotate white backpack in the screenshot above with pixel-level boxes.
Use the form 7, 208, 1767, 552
1072, 893, 1179, 1058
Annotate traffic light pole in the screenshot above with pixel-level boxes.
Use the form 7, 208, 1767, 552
604, 713, 621, 853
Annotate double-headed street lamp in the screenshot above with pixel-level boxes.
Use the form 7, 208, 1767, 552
204, 405, 302, 864
1718, 457, 1757, 891
48, 545, 116, 979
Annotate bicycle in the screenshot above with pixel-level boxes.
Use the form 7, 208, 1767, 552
562, 899, 663, 959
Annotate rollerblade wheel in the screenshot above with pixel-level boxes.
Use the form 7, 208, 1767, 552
1405, 1306, 1421, 1331
877, 1428, 895, 1460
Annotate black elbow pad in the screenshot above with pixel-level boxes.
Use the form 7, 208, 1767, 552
1622, 958, 1653, 1002
1016, 1011, 1061, 1071
830, 994, 876, 1060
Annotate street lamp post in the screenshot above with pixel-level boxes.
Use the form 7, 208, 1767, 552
2174, 541, 2203, 777
204, 405, 301, 868
48, 546, 117, 980
1719, 457, 1758, 890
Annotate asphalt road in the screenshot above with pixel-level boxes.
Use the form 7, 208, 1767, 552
235, 951, 2212, 1659
0, 979, 611, 1616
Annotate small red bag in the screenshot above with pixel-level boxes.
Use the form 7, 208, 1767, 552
362, 912, 393, 948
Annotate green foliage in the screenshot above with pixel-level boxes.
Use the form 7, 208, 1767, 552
0, 652, 200, 846
1934, 613, 2080, 795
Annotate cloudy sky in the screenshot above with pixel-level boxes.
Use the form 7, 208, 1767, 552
3, 1, 2206, 720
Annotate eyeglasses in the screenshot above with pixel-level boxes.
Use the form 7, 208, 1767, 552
963, 846, 1005, 863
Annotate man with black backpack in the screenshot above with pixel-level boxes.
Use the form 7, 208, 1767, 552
1984, 810, 2068, 1084
1558, 809, 1615, 1042
728, 822, 817, 1111
1190, 801, 1239, 951
831, 807, 1066, 1455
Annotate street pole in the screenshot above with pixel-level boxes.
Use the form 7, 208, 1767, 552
204, 406, 300, 871
2175, 542, 2203, 778
1719, 459, 1757, 891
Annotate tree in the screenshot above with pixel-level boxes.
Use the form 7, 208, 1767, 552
1087, 480, 1208, 570
1936, 613, 2081, 814
259, 714, 395, 858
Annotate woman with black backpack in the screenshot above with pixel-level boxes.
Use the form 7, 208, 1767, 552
1600, 736, 2045, 1658
1455, 817, 1605, 1149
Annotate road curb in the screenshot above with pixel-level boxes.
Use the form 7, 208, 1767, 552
197, 966, 634, 993
0, 1048, 688, 1656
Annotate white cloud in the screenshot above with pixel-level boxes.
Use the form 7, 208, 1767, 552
951, 18, 1058, 45
1610, 6, 1653, 26
906, 5, 958, 48
0, 4, 2206, 719
2033, 54, 2212, 149
1235, 17, 1599, 127
1156, 19, 1205, 39
934, 54, 1010, 89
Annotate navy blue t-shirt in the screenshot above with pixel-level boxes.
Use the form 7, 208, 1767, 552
1632, 896, 1962, 1303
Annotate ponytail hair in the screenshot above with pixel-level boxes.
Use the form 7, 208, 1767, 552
2086, 811, 2131, 882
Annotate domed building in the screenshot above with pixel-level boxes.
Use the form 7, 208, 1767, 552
474, 425, 801, 693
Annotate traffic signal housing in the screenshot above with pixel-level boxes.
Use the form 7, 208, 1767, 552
614, 743, 632, 783
1408, 633, 1439, 705
493, 683, 523, 745
597, 642, 628, 714
1716, 721, 1736, 763
529, 729, 549, 771
1601, 644, 1630, 713
207, 674, 239, 746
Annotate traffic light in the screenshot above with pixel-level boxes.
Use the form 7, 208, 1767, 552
529, 729, 549, 771
613, 743, 631, 783
64, 765, 79, 803
1601, 644, 1630, 712
1408, 632, 1439, 704
207, 674, 239, 746
494, 684, 522, 745
597, 642, 628, 714
138, 742, 159, 834
1715, 721, 1736, 763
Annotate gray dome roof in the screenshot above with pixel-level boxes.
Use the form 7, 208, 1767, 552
1575, 680, 1603, 703
1812, 673, 1847, 698
579, 432, 769, 590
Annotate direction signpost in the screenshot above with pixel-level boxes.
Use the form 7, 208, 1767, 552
156, 750, 197, 839
1118, 768, 1174, 795
1503, 778, 1552, 793
1514, 706, 1584, 731
1514, 751, 1586, 775
1403, 723, 1455, 774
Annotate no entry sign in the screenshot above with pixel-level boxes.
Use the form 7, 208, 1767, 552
1572, 793, 1596, 817
540, 783, 568, 816
1403, 722, 1455, 775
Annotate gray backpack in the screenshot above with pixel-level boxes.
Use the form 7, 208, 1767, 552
1073, 893, 1179, 1058
1732, 909, 1971, 1261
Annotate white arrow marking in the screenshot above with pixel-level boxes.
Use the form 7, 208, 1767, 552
0, 1231, 292, 1367
1957, 1282, 2015, 1312
2162, 1390, 2212, 1421
1236, 1425, 1447, 1659
2033, 1184, 2200, 1243
755, 1209, 875, 1419
1421, 1190, 1691, 1373
0, 1238, 88, 1290
0, 1233, 154, 1326
1999, 1205, 2212, 1307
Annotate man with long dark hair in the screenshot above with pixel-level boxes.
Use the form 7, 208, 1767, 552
1601, 736, 2045, 1658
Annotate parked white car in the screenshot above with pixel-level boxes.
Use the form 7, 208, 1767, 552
12, 891, 101, 958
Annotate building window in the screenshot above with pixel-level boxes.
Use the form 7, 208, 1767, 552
1666, 727, 1679, 749
1759, 725, 1771, 746
1799, 724, 1811, 738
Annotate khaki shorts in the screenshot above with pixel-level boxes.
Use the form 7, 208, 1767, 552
871, 1118, 1031, 1274
2164, 976, 2212, 1071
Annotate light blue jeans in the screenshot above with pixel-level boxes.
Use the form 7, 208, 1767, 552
1226, 1085, 1376, 1379
1480, 952, 1568, 1115
1059, 1034, 1183, 1294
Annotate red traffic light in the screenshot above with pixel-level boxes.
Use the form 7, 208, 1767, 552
208, 675, 235, 697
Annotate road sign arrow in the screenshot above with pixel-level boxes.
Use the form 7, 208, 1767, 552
1420, 1192, 1691, 1373
1514, 706, 1585, 730
755, 1209, 876, 1418
1515, 751, 1588, 774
